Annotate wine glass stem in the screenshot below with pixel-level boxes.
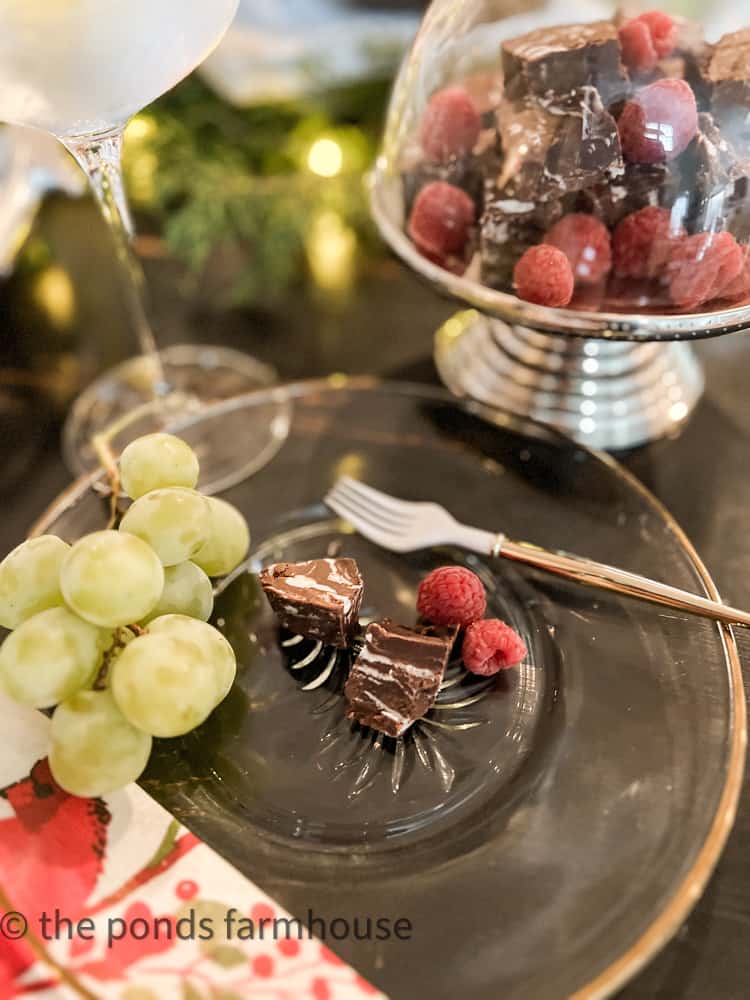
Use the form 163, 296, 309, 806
62, 127, 168, 393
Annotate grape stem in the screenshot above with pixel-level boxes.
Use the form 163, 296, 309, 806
91, 397, 164, 528
94, 627, 137, 690
92, 433, 121, 529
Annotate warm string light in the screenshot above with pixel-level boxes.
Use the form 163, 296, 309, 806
32, 266, 76, 328
124, 115, 158, 204
307, 138, 343, 178
306, 211, 357, 294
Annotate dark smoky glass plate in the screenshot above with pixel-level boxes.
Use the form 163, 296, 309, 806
33, 379, 744, 1000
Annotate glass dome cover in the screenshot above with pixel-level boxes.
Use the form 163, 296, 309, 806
372, 1, 750, 339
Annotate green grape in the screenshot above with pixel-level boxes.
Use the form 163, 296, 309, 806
61, 530, 164, 628
140, 561, 214, 624
0, 606, 112, 708
120, 432, 199, 500
49, 688, 152, 797
191, 498, 250, 578
110, 632, 222, 737
119, 488, 210, 567
147, 614, 236, 704
0, 535, 69, 630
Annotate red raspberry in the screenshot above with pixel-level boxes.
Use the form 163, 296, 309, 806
545, 213, 612, 285
462, 619, 527, 676
514, 245, 574, 307
667, 232, 743, 309
639, 11, 678, 58
416, 566, 486, 627
618, 79, 697, 163
408, 181, 475, 259
713, 234, 745, 298
719, 245, 750, 300
619, 19, 658, 74
420, 87, 482, 161
612, 206, 681, 278
415, 243, 469, 276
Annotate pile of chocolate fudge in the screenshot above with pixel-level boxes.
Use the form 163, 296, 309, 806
259, 557, 525, 739
401, 11, 750, 313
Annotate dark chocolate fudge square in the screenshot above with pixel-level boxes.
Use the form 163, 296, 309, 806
676, 113, 746, 231
260, 558, 363, 648
702, 29, 750, 144
401, 156, 484, 217
480, 196, 569, 289
344, 619, 453, 738
501, 21, 628, 106
494, 88, 622, 203
579, 162, 677, 227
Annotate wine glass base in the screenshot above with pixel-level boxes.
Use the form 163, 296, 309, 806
62, 344, 291, 495
435, 312, 705, 452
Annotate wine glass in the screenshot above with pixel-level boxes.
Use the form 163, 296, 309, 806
370, 0, 750, 450
0, 0, 289, 491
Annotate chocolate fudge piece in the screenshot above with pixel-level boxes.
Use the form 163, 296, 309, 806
672, 15, 708, 97
501, 21, 628, 107
480, 196, 569, 289
702, 29, 750, 145
676, 113, 745, 231
728, 175, 750, 243
402, 156, 484, 218
344, 619, 453, 737
260, 558, 363, 648
579, 162, 677, 227
494, 87, 623, 203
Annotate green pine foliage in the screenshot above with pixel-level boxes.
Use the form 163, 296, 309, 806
123, 74, 392, 309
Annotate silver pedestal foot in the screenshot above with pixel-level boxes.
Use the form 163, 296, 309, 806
435, 311, 705, 451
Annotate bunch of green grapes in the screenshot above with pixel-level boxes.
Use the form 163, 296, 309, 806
0, 434, 250, 799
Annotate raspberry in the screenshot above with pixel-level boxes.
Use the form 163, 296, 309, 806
545, 213, 612, 285
667, 232, 743, 309
462, 619, 527, 676
639, 11, 678, 58
713, 234, 745, 298
416, 243, 469, 276
408, 181, 475, 259
420, 87, 482, 162
416, 566, 486, 627
618, 79, 698, 163
719, 244, 750, 300
612, 206, 680, 278
514, 245, 574, 307
619, 19, 658, 74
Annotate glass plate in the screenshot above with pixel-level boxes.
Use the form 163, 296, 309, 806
33, 379, 745, 1000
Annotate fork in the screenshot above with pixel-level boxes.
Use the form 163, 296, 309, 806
325, 476, 750, 629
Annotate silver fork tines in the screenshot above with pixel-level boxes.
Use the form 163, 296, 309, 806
325, 476, 497, 554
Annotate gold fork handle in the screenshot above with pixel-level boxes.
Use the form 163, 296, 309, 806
494, 537, 750, 629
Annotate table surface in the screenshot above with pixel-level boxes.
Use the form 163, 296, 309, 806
1, 196, 750, 1000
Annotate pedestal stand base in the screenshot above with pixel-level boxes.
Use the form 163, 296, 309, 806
435, 312, 705, 451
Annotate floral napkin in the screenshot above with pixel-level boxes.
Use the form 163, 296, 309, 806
0, 693, 383, 1000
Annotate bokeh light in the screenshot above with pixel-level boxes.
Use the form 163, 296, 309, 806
307, 138, 343, 178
